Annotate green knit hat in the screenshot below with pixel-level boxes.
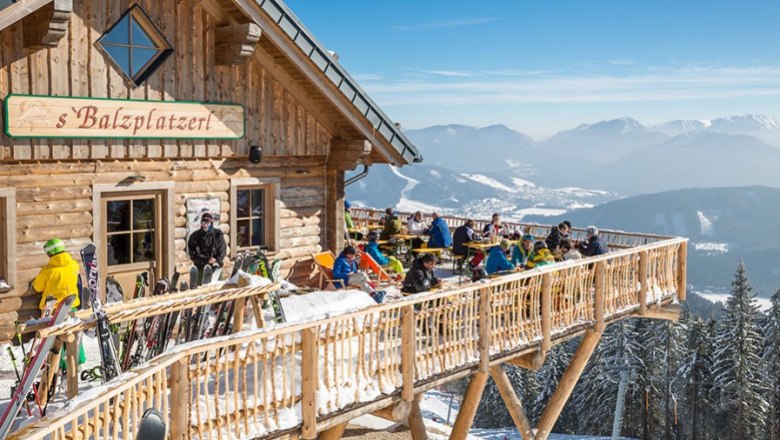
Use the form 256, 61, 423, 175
44, 238, 65, 256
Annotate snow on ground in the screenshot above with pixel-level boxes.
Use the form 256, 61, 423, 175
390, 166, 444, 214
696, 211, 715, 236
461, 174, 515, 193
514, 207, 567, 219
510, 177, 536, 188
692, 242, 729, 255
695, 291, 772, 311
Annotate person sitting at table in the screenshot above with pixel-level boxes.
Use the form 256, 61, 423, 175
344, 200, 363, 241
380, 212, 403, 240
560, 239, 582, 261
511, 233, 535, 266
407, 211, 428, 248
332, 246, 386, 303
452, 219, 477, 270
425, 212, 452, 248
525, 241, 555, 269
579, 226, 608, 257
365, 232, 405, 275
483, 213, 507, 240
402, 253, 443, 294
486, 239, 516, 275
545, 221, 571, 253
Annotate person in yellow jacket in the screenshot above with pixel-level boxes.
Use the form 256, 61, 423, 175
525, 241, 556, 270
33, 238, 86, 368
34, 238, 81, 311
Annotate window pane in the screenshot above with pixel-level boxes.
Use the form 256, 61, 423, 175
237, 219, 250, 248
107, 234, 131, 266
251, 189, 265, 218
102, 15, 130, 45
104, 45, 131, 77
107, 200, 130, 232
133, 199, 155, 230
133, 231, 155, 263
251, 218, 265, 247
131, 48, 158, 76
130, 16, 156, 48
237, 190, 250, 218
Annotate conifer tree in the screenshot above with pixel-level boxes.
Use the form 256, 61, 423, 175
711, 262, 769, 439
681, 314, 716, 439
764, 289, 780, 440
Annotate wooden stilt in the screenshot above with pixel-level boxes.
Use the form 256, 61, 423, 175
408, 395, 428, 440
490, 365, 534, 440
318, 421, 348, 440
535, 329, 603, 440
449, 372, 488, 440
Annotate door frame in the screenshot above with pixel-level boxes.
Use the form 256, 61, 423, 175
93, 182, 174, 291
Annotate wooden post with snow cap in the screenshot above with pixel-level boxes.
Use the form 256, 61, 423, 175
301, 327, 319, 439
677, 241, 687, 301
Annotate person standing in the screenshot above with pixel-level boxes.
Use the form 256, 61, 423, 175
187, 212, 227, 270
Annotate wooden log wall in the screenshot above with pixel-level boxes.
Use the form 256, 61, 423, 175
0, 0, 334, 161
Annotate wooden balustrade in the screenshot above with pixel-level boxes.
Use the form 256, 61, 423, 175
10, 237, 687, 440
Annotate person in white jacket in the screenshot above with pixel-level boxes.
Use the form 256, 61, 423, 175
407, 211, 428, 249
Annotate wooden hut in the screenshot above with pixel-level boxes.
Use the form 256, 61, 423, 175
0, 0, 421, 341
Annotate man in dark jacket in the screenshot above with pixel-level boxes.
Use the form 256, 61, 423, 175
579, 225, 608, 257
187, 212, 227, 270
452, 219, 476, 257
402, 254, 442, 294
545, 221, 571, 252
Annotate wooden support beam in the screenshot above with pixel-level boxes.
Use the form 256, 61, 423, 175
677, 241, 687, 301
328, 139, 372, 170
490, 365, 534, 440
232, 297, 247, 332
215, 23, 262, 65
643, 303, 681, 322
0, 0, 52, 32
408, 395, 428, 440
594, 261, 605, 325
401, 305, 415, 403
478, 287, 491, 373
507, 349, 545, 371
449, 372, 488, 440
371, 401, 411, 422
22, 0, 72, 49
535, 329, 603, 440
318, 421, 348, 440
541, 273, 552, 353
638, 251, 648, 315
301, 327, 319, 440
169, 358, 191, 440
65, 332, 79, 399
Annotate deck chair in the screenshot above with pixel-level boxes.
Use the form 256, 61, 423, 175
311, 251, 346, 290
356, 249, 393, 284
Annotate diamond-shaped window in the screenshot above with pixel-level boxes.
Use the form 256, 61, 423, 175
97, 5, 172, 86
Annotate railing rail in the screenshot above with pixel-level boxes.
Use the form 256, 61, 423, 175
10, 236, 687, 440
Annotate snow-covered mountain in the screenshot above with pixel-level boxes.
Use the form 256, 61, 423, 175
650, 119, 712, 137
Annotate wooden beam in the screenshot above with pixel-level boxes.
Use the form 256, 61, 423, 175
301, 327, 319, 439
371, 401, 411, 422
638, 251, 648, 315
169, 358, 191, 440
449, 372, 488, 440
215, 23, 262, 65
22, 0, 71, 49
594, 261, 605, 325
401, 305, 415, 403
643, 303, 681, 322
677, 241, 687, 301
507, 349, 545, 371
0, 0, 52, 32
541, 273, 552, 353
65, 332, 79, 399
478, 287, 491, 373
408, 395, 428, 440
318, 421, 348, 440
534, 329, 603, 440
328, 139, 372, 170
490, 365, 534, 440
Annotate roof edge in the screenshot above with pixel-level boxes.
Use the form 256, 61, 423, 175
0, 0, 53, 32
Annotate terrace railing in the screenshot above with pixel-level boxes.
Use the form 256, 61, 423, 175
10, 235, 687, 440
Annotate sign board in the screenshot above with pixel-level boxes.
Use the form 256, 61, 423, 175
4, 94, 245, 140
185, 198, 222, 249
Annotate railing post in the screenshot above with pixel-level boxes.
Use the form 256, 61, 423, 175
302, 327, 319, 440
594, 261, 605, 331
677, 241, 687, 302
232, 297, 247, 333
401, 305, 415, 404
169, 357, 190, 440
65, 332, 79, 399
638, 251, 648, 315
541, 273, 552, 353
478, 287, 491, 372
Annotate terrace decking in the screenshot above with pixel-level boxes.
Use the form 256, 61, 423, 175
9, 212, 687, 440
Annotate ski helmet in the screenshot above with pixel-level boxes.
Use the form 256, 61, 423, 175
44, 238, 65, 256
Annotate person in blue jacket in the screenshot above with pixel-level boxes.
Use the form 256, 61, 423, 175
364, 232, 404, 274
426, 212, 452, 248
332, 246, 385, 303
486, 239, 516, 274
511, 234, 535, 266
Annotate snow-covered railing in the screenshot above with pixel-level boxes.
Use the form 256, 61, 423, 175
350, 207, 672, 249
9, 237, 687, 440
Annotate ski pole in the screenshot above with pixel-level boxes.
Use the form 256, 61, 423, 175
7, 347, 33, 416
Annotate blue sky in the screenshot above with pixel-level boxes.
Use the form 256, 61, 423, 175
286, 0, 780, 138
